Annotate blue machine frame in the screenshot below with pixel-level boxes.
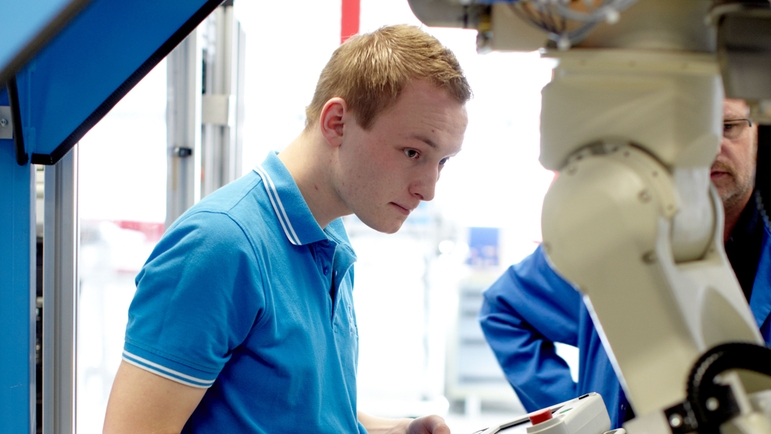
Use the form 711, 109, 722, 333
0, 0, 93, 87
1, 0, 224, 431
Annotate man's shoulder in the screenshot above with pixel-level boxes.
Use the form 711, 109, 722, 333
190, 172, 278, 230
161, 173, 280, 251
487, 244, 578, 299
511, 244, 561, 280
201, 171, 266, 211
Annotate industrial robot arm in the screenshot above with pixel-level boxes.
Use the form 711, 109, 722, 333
408, 1, 771, 434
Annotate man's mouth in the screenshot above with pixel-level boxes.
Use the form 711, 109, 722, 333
391, 203, 413, 216
710, 162, 732, 180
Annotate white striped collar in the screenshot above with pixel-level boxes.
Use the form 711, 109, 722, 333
252, 153, 330, 246
253, 164, 302, 245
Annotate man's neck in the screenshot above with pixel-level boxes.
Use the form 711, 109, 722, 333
723, 189, 765, 301
278, 131, 346, 229
724, 193, 753, 243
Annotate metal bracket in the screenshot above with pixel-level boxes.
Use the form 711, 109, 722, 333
6, 77, 28, 165
0, 106, 12, 139
174, 146, 193, 158
201, 94, 230, 125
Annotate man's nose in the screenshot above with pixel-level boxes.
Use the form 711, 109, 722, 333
410, 168, 439, 202
717, 135, 730, 156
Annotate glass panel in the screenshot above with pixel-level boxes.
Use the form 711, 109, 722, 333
76, 60, 167, 434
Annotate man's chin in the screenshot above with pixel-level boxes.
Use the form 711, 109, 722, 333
374, 224, 403, 235
363, 219, 405, 234
711, 173, 732, 189
713, 184, 735, 204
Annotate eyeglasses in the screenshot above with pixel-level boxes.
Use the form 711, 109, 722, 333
724, 118, 753, 141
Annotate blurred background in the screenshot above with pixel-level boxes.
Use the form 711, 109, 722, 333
70, 0, 578, 432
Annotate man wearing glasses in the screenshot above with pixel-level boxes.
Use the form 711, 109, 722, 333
716, 100, 764, 302
478, 98, 768, 429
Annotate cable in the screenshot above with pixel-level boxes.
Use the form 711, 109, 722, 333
508, 0, 639, 49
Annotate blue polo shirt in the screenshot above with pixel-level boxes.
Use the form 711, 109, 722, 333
123, 152, 365, 433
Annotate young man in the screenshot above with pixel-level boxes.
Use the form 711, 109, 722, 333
479, 98, 769, 429
104, 24, 471, 433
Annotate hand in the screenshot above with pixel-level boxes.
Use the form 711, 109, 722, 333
358, 411, 451, 434
406, 415, 451, 434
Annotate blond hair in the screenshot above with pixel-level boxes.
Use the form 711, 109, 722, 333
305, 24, 472, 131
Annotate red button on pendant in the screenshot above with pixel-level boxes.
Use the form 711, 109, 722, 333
529, 408, 553, 425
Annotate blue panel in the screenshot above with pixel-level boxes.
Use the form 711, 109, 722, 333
467, 226, 500, 267
14, 0, 219, 164
0, 0, 91, 85
0, 0, 72, 75
0, 134, 34, 432
1, 2, 222, 430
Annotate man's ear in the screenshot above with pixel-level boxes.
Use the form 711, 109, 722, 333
319, 98, 347, 148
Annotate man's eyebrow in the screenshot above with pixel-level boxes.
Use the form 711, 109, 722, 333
724, 109, 749, 119
411, 134, 437, 149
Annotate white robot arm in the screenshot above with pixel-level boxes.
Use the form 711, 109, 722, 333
408, 1, 771, 434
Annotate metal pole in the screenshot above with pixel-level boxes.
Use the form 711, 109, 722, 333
165, 30, 203, 228
42, 146, 78, 434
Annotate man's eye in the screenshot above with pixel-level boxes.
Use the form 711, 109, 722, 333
404, 149, 420, 159
724, 123, 735, 132
439, 157, 450, 166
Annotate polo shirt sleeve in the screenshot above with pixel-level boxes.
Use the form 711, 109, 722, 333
122, 210, 265, 388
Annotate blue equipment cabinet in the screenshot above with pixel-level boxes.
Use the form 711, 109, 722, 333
0, 0, 224, 431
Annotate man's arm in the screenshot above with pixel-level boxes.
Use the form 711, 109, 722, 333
478, 245, 580, 411
358, 412, 451, 434
103, 361, 207, 434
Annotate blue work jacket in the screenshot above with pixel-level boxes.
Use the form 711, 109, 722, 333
479, 226, 771, 429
